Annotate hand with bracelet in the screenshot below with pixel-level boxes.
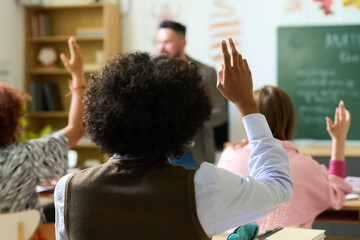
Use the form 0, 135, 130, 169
59, 37, 86, 149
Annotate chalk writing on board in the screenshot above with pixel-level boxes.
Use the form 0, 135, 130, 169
278, 25, 360, 139
339, 50, 360, 64
295, 67, 358, 125
325, 32, 360, 49
325, 33, 360, 64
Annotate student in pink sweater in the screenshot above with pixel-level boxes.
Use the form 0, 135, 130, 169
217, 85, 353, 231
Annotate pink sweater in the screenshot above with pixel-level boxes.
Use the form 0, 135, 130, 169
217, 140, 353, 230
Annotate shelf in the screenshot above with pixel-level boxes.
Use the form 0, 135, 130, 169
28, 111, 68, 118
27, 66, 100, 75
74, 142, 98, 149
28, 35, 104, 43
25, 3, 104, 10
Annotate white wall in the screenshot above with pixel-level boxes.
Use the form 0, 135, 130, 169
3, 0, 360, 141
120, 0, 360, 142
0, 1, 24, 90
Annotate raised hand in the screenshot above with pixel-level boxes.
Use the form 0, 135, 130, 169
326, 100, 351, 161
326, 100, 351, 141
217, 38, 258, 116
60, 36, 84, 78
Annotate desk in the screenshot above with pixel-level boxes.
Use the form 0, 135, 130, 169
315, 198, 360, 240
297, 145, 360, 157
38, 193, 54, 207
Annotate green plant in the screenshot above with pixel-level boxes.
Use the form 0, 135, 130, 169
18, 105, 53, 142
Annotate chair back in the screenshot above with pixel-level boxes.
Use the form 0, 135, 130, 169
0, 209, 40, 240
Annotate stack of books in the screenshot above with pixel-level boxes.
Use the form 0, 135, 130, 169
76, 27, 104, 37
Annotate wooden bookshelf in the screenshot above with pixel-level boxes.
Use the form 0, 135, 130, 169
27, 66, 100, 75
24, 3, 121, 164
28, 36, 104, 42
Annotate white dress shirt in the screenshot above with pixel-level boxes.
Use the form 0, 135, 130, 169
54, 113, 293, 239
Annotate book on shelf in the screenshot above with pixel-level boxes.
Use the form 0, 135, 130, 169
43, 82, 62, 111
264, 227, 325, 240
29, 82, 63, 112
76, 27, 104, 37
31, 13, 51, 37
29, 82, 46, 111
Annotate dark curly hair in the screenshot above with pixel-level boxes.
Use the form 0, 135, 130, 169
84, 52, 211, 159
0, 82, 31, 147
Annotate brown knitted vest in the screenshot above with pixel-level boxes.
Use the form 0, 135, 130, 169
64, 158, 210, 240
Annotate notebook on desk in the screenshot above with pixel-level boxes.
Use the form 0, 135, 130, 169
264, 227, 325, 240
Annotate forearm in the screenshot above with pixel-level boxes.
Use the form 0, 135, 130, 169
329, 137, 347, 178
331, 138, 346, 161
244, 114, 293, 199
234, 100, 259, 117
62, 73, 86, 148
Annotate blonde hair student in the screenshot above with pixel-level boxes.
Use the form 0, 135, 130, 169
218, 85, 353, 231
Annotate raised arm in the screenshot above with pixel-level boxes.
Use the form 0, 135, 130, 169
194, 38, 293, 236
326, 100, 351, 178
60, 37, 86, 148
326, 100, 351, 161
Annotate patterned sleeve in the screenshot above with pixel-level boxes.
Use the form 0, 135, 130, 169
24, 131, 69, 183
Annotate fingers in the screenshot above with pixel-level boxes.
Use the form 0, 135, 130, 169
68, 36, 81, 61
334, 107, 339, 124
228, 37, 247, 73
60, 53, 69, 69
228, 38, 239, 67
326, 116, 333, 132
217, 64, 224, 81
243, 59, 251, 74
217, 64, 224, 91
345, 109, 351, 122
221, 40, 231, 68
68, 37, 75, 59
338, 100, 345, 122
340, 100, 351, 123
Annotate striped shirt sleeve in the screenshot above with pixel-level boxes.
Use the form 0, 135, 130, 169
25, 131, 69, 183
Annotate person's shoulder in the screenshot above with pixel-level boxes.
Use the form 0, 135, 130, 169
187, 56, 215, 72
72, 163, 105, 179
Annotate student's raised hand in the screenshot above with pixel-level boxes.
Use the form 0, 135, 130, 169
326, 100, 351, 142
60, 37, 84, 78
217, 38, 259, 116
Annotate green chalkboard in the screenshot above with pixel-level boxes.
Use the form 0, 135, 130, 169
278, 25, 360, 140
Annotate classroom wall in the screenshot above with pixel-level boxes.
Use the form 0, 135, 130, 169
120, 0, 360, 142
0, 1, 24, 90
2, 0, 360, 142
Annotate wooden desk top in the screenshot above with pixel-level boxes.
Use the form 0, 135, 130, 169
38, 193, 54, 207
296, 145, 360, 157
341, 198, 360, 211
